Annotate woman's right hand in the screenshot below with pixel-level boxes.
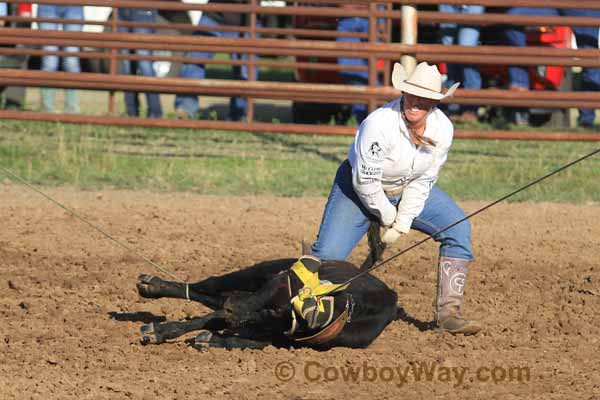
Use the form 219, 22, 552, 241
381, 225, 403, 244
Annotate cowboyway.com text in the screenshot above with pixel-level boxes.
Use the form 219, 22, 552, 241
273, 360, 531, 387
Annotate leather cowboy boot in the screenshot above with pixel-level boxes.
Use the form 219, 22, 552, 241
435, 256, 481, 335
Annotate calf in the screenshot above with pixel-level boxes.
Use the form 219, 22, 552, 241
136, 255, 397, 350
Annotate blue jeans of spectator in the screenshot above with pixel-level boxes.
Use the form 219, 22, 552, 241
337, 16, 385, 122
38, 5, 83, 113
505, 8, 600, 126
311, 160, 473, 262
175, 15, 258, 121
118, 8, 163, 118
439, 4, 485, 114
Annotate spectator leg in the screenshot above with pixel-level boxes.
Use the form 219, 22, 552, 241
565, 9, 600, 127
120, 47, 140, 117
117, 21, 140, 117
63, 10, 83, 114
131, 10, 163, 118
337, 17, 369, 122
438, 4, 459, 100
505, 7, 558, 90
228, 27, 260, 122
137, 49, 163, 118
174, 16, 219, 119
39, 18, 60, 113
40, 44, 59, 113
62, 44, 82, 114
457, 5, 484, 115
230, 52, 248, 122
175, 51, 213, 119
504, 8, 557, 124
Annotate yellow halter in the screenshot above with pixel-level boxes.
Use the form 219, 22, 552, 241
288, 257, 350, 330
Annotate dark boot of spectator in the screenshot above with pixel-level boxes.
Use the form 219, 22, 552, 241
508, 85, 529, 126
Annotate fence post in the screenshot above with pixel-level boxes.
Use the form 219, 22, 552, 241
247, 0, 257, 122
400, 4, 417, 74
108, 7, 118, 116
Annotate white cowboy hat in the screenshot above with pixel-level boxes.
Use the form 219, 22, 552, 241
391, 61, 460, 100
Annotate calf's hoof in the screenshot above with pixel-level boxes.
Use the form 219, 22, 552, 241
140, 322, 163, 345
136, 274, 164, 299
193, 331, 213, 352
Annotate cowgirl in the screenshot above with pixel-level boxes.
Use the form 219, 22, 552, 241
311, 62, 480, 335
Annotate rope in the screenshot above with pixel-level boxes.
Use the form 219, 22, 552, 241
1, 166, 186, 283
324, 147, 600, 294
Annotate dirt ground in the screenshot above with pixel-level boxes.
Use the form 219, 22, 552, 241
1, 184, 599, 399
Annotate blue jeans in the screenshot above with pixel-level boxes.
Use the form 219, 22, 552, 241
505, 8, 600, 126
439, 4, 485, 114
337, 17, 371, 122
311, 160, 473, 261
38, 5, 83, 74
38, 5, 83, 113
118, 9, 163, 118
175, 15, 258, 121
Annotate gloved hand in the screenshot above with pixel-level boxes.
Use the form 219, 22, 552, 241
381, 225, 403, 245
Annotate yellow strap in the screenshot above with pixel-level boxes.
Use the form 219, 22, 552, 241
290, 260, 319, 288
290, 259, 350, 316
312, 282, 349, 296
290, 259, 349, 297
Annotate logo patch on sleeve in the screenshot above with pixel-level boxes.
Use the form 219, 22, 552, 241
366, 141, 383, 161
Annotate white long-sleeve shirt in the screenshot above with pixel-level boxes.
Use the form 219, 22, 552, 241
348, 97, 453, 233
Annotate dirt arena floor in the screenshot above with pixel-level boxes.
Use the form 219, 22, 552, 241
1, 185, 599, 399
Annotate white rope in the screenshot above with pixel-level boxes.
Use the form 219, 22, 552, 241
1, 166, 187, 284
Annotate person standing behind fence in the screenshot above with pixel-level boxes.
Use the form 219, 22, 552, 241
174, 0, 257, 121
438, 4, 485, 123
336, 4, 384, 124
0, 2, 32, 110
118, 8, 163, 118
505, 7, 600, 128
37, 4, 83, 114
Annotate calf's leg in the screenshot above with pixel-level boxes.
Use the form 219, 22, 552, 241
190, 258, 295, 295
137, 274, 223, 309
140, 310, 226, 344
193, 331, 272, 350
136, 259, 295, 307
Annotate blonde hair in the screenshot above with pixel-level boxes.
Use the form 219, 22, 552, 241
409, 130, 437, 147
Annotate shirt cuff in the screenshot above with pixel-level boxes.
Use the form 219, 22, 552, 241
380, 204, 397, 227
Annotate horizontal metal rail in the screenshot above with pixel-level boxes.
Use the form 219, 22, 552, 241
2, 29, 600, 68
4, 10, 600, 29
1, 110, 598, 141
393, 0, 600, 10
2, 69, 600, 109
0, 16, 371, 39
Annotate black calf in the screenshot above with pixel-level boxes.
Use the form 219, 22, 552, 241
136, 258, 397, 350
